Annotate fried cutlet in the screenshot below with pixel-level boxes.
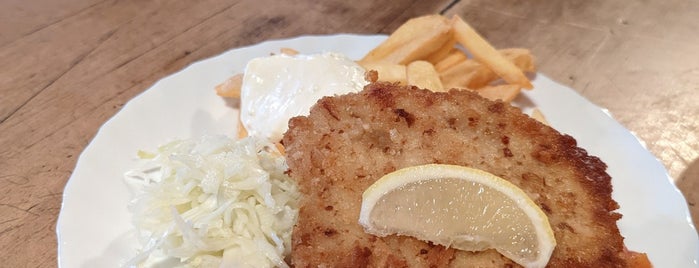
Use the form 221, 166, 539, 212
282, 82, 646, 267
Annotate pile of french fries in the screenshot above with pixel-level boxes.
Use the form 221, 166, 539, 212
217, 14, 536, 103
215, 14, 548, 138
358, 14, 535, 103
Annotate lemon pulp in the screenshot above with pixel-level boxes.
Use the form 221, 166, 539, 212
359, 164, 555, 268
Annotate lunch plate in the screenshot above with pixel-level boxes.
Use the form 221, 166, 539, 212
56, 34, 699, 267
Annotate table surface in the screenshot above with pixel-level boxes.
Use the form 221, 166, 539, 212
1, 0, 697, 266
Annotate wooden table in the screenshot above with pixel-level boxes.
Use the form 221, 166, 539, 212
1, 0, 697, 266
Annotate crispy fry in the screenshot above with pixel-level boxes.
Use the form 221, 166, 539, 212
360, 15, 452, 65
225, 15, 541, 141
215, 73, 243, 98
434, 48, 468, 72
424, 37, 457, 64
439, 49, 536, 89
407, 61, 444, 91
462, 49, 535, 88
451, 15, 533, 89
237, 118, 248, 139
360, 62, 407, 85
275, 143, 286, 155
461, 67, 499, 89
474, 84, 521, 102
439, 59, 482, 89
530, 108, 549, 125
280, 47, 299, 56
500, 48, 536, 73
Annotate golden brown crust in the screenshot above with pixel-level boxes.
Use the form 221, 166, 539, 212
283, 82, 637, 267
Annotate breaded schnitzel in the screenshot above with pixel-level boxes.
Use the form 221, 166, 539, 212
282, 82, 646, 267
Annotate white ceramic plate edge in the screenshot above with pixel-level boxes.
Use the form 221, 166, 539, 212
56, 34, 699, 268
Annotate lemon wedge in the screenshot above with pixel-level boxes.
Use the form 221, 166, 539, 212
358, 164, 556, 268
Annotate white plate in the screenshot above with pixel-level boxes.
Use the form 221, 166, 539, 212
56, 35, 699, 267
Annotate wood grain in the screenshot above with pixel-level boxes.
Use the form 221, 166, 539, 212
444, 0, 699, 181
0, 0, 696, 266
0, 1, 452, 266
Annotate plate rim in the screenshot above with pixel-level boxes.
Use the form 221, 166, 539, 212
56, 33, 699, 267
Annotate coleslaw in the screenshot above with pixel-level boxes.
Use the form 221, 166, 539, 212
124, 135, 299, 267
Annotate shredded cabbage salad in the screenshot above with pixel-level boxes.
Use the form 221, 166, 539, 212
124, 135, 299, 267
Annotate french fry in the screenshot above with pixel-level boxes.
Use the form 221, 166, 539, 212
360, 15, 452, 65
407, 61, 444, 91
474, 84, 521, 102
215, 73, 243, 98
434, 48, 468, 72
237, 118, 248, 139
530, 108, 549, 125
438, 59, 482, 89
451, 15, 533, 89
459, 49, 535, 89
439, 49, 536, 89
360, 62, 407, 85
219, 14, 545, 145
500, 48, 536, 73
425, 37, 457, 64
275, 143, 286, 155
460, 67, 498, 89
280, 47, 299, 56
